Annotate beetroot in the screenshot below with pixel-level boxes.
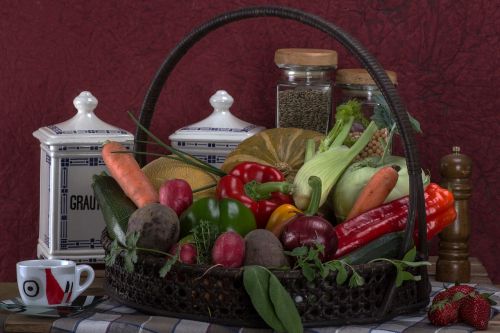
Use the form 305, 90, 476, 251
159, 179, 193, 216
170, 242, 197, 264
211, 231, 245, 268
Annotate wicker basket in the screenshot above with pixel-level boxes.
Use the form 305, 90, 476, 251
103, 5, 431, 328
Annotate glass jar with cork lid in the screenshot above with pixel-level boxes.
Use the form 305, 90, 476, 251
275, 48, 338, 134
335, 68, 398, 120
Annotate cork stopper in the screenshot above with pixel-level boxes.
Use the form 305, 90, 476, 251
440, 146, 472, 179
274, 48, 338, 67
336, 68, 398, 85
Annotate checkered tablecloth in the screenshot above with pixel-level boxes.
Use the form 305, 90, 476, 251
49, 282, 500, 333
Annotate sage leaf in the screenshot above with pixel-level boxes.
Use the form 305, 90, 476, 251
243, 266, 286, 332
268, 273, 303, 333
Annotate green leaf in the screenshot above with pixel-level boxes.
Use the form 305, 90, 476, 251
371, 95, 421, 134
124, 255, 134, 273
301, 264, 316, 282
268, 273, 303, 333
243, 266, 286, 332
319, 265, 330, 279
348, 271, 365, 288
399, 260, 431, 268
402, 247, 417, 263
396, 271, 417, 287
336, 263, 348, 285
126, 231, 140, 248
105, 240, 122, 266
305, 248, 318, 261
288, 246, 308, 257
159, 251, 179, 278
192, 219, 219, 264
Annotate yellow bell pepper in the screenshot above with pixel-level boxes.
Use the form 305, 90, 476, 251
266, 203, 302, 237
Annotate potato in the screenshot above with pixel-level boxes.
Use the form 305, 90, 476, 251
127, 203, 179, 252
244, 229, 288, 268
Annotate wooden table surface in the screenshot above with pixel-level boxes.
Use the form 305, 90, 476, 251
1, 257, 499, 333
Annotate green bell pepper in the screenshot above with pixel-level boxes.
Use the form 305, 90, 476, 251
179, 197, 256, 237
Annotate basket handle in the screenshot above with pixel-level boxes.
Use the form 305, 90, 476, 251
135, 5, 428, 316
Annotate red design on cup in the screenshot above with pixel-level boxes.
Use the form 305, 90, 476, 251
45, 268, 64, 305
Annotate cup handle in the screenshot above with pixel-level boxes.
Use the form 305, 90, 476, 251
70, 265, 95, 302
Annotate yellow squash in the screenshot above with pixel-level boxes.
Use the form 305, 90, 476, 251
221, 128, 324, 182
142, 157, 218, 199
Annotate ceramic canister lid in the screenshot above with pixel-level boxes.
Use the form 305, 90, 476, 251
169, 90, 265, 143
33, 91, 134, 145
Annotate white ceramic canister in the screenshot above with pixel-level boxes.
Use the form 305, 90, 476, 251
33, 91, 134, 263
169, 90, 265, 168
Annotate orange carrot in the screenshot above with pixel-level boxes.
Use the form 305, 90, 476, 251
102, 141, 158, 208
346, 165, 399, 220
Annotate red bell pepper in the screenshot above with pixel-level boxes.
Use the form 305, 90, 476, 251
332, 183, 456, 259
216, 162, 293, 228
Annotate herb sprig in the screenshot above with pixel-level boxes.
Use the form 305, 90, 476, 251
285, 244, 365, 287
105, 232, 179, 278
191, 220, 220, 265
285, 244, 430, 288
369, 246, 431, 287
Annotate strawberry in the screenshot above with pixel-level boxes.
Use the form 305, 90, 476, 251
428, 299, 459, 326
459, 293, 491, 330
432, 289, 452, 304
447, 284, 476, 300
432, 284, 475, 306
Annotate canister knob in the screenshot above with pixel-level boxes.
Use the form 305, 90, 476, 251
73, 91, 98, 114
209, 90, 233, 113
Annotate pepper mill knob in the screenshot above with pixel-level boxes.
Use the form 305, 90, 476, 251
210, 90, 234, 113
436, 146, 472, 282
73, 91, 98, 114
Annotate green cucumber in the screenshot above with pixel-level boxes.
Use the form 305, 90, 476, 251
340, 231, 405, 265
92, 172, 137, 245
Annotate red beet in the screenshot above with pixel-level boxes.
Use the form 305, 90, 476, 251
159, 179, 193, 216
211, 231, 245, 268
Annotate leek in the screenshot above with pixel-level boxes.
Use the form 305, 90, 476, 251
293, 100, 376, 210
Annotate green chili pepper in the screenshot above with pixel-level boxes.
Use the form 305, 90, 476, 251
179, 197, 256, 237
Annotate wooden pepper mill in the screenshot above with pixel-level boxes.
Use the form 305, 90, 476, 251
436, 146, 472, 282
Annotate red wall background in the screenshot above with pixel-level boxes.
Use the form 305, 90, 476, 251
0, 1, 499, 283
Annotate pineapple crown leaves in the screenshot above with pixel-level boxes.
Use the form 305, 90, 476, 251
371, 95, 422, 134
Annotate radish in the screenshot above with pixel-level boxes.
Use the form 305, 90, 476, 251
159, 179, 193, 216
169, 242, 197, 264
211, 231, 245, 268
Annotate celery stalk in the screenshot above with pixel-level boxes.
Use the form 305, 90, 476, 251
293, 121, 378, 210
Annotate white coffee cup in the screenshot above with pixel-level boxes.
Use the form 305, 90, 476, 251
16, 259, 94, 306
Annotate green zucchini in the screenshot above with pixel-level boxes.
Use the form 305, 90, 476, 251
92, 172, 137, 245
340, 231, 405, 265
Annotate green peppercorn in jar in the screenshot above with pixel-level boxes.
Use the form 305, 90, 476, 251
275, 48, 338, 134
